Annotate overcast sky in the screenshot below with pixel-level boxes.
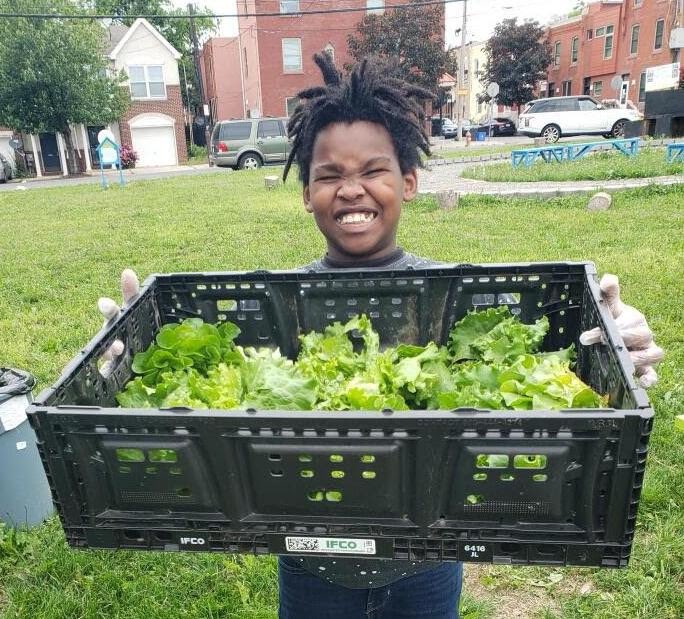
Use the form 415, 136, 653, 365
171, 0, 579, 44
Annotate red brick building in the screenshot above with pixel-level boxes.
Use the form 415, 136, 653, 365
201, 0, 444, 121
544, 0, 681, 109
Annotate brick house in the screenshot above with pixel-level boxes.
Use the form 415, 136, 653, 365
14, 18, 187, 177
544, 0, 682, 110
200, 0, 445, 122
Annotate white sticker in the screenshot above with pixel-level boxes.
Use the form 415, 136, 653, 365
285, 536, 376, 555
0, 394, 29, 432
16, 441, 27, 450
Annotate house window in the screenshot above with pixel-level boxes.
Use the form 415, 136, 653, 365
571, 36, 579, 64
562, 80, 572, 96
285, 96, 299, 116
654, 19, 665, 50
282, 38, 302, 73
280, 1, 299, 14
604, 32, 613, 59
366, 0, 385, 15
595, 26, 605, 37
586, 29, 593, 40
634, 0, 643, 6
324, 43, 335, 62
554, 41, 561, 67
592, 80, 603, 97
128, 65, 165, 99
630, 25, 640, 55
639, 72, 647, 101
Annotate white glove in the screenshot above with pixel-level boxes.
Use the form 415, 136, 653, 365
579, 274, 664, 389
97, 269, 140, 377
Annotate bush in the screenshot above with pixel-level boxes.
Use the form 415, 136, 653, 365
119, 144, 138, 169
188, 143, 206, 160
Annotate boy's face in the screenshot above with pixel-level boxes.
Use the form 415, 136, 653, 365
303, 121, 417, 264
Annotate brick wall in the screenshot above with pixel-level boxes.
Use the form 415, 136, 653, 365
118, 84, 188, 163
545, 0, 677, 106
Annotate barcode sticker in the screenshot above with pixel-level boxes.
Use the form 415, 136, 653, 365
285, 536, 376, 555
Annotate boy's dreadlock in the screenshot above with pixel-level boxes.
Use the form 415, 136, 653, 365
283, 52, 434, 184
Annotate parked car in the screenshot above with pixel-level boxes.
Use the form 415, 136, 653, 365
518, 96, 642, 143
431, 117, 458, 139
0, 153, 13, 183
474, 117, 517, 137
209, 117, 291, 169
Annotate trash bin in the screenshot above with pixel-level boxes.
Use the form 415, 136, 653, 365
0, 368, 53, 527
476, 131, 487, 142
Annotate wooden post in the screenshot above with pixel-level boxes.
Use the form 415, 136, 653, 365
30, 134, 42, 177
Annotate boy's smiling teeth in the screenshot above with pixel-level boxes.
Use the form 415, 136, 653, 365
337, 212, 376, 225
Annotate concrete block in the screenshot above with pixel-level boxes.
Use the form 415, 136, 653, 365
587, 191, 613, 211
264, 175, 280, 189
435, 189, 460, 210
534, 137, 546, 146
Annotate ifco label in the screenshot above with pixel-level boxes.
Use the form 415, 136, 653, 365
178, 535, 208, 550
285, 536, 376, 555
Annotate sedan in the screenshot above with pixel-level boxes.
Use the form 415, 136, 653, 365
476, 117, 517, 137
0, 153, 13, 183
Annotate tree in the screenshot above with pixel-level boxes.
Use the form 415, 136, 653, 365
481, 18, 552, 111
91, 0, 216, 111
346, 5, 456, 94
0, 0, 130, 174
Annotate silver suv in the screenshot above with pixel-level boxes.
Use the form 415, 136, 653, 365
209, 118, 291, 169
518, 96, 642, 143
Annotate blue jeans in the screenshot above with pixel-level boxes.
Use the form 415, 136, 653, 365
278, 558, 463, 619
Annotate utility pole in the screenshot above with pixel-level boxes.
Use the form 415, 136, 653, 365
456, 0, 467, 141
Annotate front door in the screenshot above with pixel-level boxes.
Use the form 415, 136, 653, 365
583, 77, 591, 95
39, 133, 61, 173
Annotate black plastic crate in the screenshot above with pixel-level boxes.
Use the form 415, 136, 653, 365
28, 262, 653, 567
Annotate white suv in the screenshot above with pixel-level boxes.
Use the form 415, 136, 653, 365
518, 96, 642, 143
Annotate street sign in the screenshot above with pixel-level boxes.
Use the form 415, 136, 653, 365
610, 75, 623, 91
645, 63, 680, 92
486, 82, 500, 98
95, 137, 124, 189
97, 128, 116, 145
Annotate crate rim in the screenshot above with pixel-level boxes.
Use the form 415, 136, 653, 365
29, 261, 652, 413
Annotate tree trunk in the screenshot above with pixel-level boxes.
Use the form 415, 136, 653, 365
62, 126, 81, 176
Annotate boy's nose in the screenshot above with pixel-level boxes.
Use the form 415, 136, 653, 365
337, 176, 365, 200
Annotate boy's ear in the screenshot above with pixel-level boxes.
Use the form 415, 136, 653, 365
303, 185, 314, 213
402, 169, 418, 202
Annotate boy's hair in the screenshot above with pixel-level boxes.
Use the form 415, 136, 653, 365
283, 52, 434, 184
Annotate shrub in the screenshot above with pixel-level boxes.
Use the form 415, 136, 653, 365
119, 144, 138, 169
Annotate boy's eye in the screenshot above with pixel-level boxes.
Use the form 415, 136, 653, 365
364, 168, 386, 176
315, 174, 340, 182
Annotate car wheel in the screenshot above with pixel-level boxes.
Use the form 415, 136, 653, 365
611, 119, 628, 138
541, 124, 561, 143
238, 153, 262, 170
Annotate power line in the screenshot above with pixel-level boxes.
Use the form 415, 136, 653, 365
0, 0, 463, 20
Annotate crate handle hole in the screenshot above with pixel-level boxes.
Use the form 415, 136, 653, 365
176, 487, 192, 497
473, 473, 487, 481
149, 449, 178, 463
123, 530, 144, 541
116, 448, 145, 463
145, 466, 158, 475
360, 455, 375, 463
119, 465, 131, 474
298, 454, 313, 463
476, 454, 508, 468
513, 455, 547, 469
268, 454, 282, 461
170, 467, 183, 476
217, 299, 237, 311
331, 470, 345, 479
270, 470, 284, 477
300, 470, 314, 478
362, 471, 376, 479
308, 490, 324, 501
330, 454, 344, 463
500, 473, 515, 481
533, 474, 548, 482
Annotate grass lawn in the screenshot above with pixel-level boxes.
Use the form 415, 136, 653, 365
461, 148, 684, 182
430, 145, 517, 160
0, 174, 682, 619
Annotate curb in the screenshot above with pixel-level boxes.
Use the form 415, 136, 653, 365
418, 176, 684, 199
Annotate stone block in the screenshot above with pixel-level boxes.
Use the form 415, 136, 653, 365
587, 191, 612, 211
435, 189, 460, 210
264, 175, 280, 189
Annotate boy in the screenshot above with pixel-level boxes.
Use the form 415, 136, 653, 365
100, 52, 662, 618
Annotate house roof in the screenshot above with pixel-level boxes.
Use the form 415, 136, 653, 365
104, 22, 130, 55
108, 18, 181, 60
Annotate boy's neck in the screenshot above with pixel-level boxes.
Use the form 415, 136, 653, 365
322, 247, 405, 269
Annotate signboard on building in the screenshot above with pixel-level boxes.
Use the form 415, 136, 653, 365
645, 63, 681, 92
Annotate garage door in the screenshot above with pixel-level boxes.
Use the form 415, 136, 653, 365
130, 126, 177, 167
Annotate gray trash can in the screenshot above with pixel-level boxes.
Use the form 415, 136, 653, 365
0, 368, 54, 527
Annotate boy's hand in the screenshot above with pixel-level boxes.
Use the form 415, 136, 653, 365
97, 269, 140, 377
579, 274, 663, 388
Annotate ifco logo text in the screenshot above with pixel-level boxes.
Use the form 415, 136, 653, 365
180, 537, 206, 545
326, 540, 357, 550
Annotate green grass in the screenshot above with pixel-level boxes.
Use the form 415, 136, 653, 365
0, 174, 682, 618
461, 148, 684, 182
431, 145, 517, 160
